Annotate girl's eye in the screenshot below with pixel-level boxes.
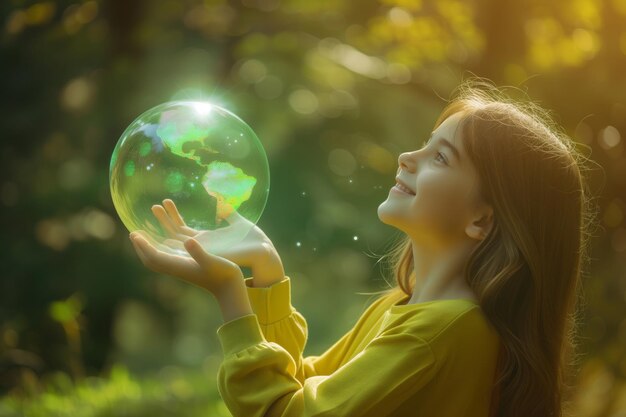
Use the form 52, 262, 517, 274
420, 139, 448, 165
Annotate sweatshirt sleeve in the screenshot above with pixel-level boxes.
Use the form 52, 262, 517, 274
238, 276, 364, 383
238, 276, 392, 383
240, 276, 308, 383
216, 286, 437, 417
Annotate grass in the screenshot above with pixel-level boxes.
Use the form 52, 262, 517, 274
0, 365, 232, 417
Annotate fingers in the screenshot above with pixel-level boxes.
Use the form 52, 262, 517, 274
184, 238, 210, 266
129, 232, 150, 266
130, 232, 163, 271
130, 232, 191, 277
151, 204, 184, 238
184, 238, 226, 270
163, 238, 185, 247
180, 225, 199, 235
162, 199, 199, 236
163, 199, 186, 227
184, 238, 241, 281
133, 230, 183, 255
132, 230, 243, 293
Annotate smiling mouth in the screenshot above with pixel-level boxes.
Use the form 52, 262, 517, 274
392, 183, 415, 195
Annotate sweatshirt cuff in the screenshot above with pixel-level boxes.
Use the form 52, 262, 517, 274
243, 276, 294, 325
216, 314, 266, 356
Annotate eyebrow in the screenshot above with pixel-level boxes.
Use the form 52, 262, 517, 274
429, 133, 461, 162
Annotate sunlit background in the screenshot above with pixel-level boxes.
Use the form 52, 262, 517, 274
1, 0, 625, 416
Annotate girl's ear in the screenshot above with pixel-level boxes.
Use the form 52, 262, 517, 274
465, 205, 493, 241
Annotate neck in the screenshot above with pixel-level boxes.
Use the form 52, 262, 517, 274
406, 238, 479, 304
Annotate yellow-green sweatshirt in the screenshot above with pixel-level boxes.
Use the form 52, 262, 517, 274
216, 276, 501, 417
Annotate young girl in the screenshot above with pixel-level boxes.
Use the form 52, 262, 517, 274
128, 78, 596, 417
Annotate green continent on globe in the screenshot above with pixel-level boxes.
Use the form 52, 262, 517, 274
202, 161, 256, 220
156, 108, 218, 164
155, 109, 256, 221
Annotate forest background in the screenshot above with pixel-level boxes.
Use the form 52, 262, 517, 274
1, 0, 626, 415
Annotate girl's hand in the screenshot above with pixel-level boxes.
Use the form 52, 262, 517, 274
151, 199, 284, 286
129, 231, 242, 295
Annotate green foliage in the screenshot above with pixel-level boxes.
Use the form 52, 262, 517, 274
49, 294, 84, 324
0, 365, 230, 417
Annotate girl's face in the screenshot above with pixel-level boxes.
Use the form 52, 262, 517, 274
377, 111, 485, 247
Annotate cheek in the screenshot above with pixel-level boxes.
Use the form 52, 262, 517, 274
411, 174, 470, 226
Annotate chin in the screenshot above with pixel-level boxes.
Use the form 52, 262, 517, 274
376, 201, 387, 221
378, 202, 415, 236
377, 202, 398, 226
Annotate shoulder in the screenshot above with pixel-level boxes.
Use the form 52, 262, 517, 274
388, 300, 499, 348
356, 286, 408, 316
423, 302, 495, 342
360, 290, 499, 345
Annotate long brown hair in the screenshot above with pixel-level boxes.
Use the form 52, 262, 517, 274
373, 78, 599, 417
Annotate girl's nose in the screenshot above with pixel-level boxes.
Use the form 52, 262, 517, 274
398, 151, 417, 173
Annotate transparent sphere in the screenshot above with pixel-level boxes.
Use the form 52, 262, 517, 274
109, 101, 269, 256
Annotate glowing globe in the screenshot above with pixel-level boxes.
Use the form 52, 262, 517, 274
109, 101, 269, 257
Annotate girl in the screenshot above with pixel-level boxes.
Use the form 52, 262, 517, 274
129, 78, 596, 417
